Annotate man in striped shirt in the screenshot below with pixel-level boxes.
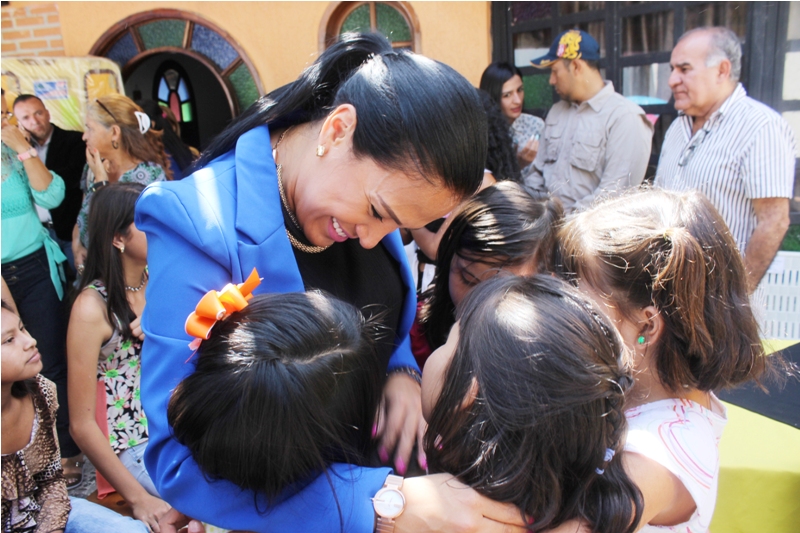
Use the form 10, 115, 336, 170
656, 27, 796, 292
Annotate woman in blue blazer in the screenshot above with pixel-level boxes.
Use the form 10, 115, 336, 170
137, 34, 526, 533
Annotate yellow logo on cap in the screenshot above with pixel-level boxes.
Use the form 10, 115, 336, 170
557, 30, 582, 60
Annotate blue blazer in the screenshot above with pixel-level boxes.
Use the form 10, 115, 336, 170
135, 125, 417, 531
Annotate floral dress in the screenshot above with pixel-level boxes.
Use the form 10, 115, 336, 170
87, 280, 148, 453
76, 161, 166, 248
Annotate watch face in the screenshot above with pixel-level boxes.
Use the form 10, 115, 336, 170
373, 488, 405, 519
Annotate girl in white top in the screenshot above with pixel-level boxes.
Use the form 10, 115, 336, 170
555, 188, 776, 532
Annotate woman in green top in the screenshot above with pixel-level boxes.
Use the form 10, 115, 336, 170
1, 88, 80, 460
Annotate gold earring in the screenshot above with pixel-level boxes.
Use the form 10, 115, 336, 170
119, 244, 125, 254
112, 140, 119, 150
316, 145, 325, 157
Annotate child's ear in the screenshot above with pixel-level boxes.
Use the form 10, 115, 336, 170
639, 305, 664, 346
460, 377, 480, 411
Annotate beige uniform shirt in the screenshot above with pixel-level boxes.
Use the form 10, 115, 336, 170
526, 82, 653, 212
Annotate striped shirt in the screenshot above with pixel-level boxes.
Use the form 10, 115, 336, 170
655, 84, 796, 253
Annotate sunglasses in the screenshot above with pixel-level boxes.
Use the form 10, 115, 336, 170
95, 99, 119, 123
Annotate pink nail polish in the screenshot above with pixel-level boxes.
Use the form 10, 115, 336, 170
378, 447, 389, 463
371, 424, 378, 438
419, 455, 428, 471
395, 457, 406, 475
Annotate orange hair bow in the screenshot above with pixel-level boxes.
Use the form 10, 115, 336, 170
185, 268, 262, 350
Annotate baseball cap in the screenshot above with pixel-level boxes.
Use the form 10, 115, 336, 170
531, 29, 601, 68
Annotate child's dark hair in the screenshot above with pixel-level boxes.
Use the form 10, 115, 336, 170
196, 33, 487, 201
78, 182, 145, 338
1, 300, 36, 398
425, 275, 642, 533
478, 89, 521, 183
167, 291, 384, 503
479, 61, 523, 106
556, 188, 768, 392
419, 181, 562, 350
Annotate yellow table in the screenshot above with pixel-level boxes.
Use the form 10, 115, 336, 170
711, 340, 800, 532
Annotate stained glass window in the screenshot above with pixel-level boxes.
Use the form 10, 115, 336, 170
339, 2, 414, 50
157, 67, 193, 123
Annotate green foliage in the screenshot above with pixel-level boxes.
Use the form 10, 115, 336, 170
780, 225, 800, 251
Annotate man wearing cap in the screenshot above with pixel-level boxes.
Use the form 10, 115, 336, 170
526, 30, 653, 212
13, 94, 85, 272
655, 27, 795, 293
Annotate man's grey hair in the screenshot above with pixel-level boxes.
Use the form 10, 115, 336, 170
678, 26, 742, 82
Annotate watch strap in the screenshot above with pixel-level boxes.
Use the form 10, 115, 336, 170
17, 147, 38, 162
376, 516, 397, 533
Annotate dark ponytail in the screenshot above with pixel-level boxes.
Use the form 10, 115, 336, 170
196, 33, 391, 169
195, 33, 487, 199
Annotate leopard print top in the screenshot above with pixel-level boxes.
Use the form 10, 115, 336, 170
1, 375, 70, 533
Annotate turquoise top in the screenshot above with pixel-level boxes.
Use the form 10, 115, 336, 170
2, 143, 67, 299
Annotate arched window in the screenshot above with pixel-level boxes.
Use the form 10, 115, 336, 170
89, 9, 264, 116
156, 62, 194, 123
320, 2, 420, 52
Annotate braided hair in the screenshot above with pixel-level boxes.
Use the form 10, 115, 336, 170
425, 275, 642, 533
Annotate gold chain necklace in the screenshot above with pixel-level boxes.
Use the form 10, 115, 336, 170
273, 128, 330, 254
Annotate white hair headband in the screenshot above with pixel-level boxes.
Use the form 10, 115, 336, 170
134, 111, 151, 135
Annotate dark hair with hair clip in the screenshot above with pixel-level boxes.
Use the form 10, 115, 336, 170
555, 188, 777, 392
479, 61, 523, 107
425, 275, 642, 533
168, 291, 384, 509
419, 181, 562, 350
77, 182, 145, 338
195, 33, 487, 200
478, 89, 521, 183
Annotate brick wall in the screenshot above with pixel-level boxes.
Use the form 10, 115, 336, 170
2, 3, 65, 57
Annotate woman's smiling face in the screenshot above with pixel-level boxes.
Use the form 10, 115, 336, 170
295, 156, 458, 250
289, 106, 462, 250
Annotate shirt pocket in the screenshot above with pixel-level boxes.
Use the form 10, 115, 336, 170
543, 120, 562, 163
569, 132, 602, 172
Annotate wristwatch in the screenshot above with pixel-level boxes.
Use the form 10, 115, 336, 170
17, 147, 38, 162
372, 474, 405, 533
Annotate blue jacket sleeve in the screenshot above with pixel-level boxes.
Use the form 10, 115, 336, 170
382, 230, 420, 373
136, 182, 390, 532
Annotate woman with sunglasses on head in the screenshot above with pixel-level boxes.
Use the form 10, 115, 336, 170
139, 33, 527, 533
71, 94, 169, 275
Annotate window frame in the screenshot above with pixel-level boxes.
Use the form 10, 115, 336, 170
490, 1, 783, 118
319, 1, 421, 52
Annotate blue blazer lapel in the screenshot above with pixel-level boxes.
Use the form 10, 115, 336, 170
231, 125, 304, 294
